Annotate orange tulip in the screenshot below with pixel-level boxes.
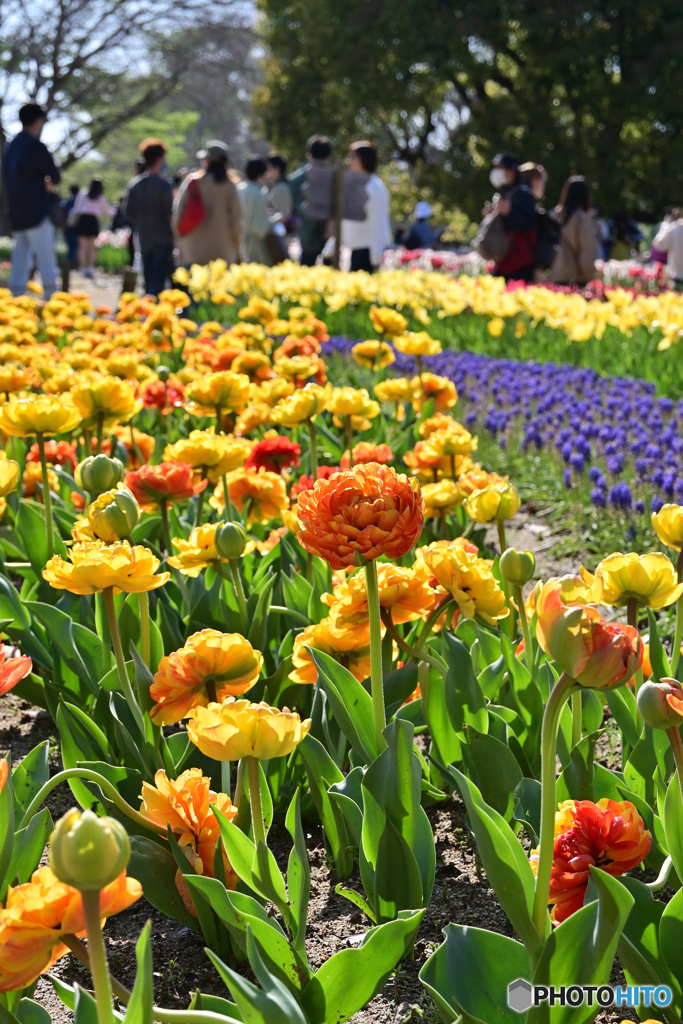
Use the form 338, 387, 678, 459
0, 759, 7, 795
150, 629, 263, 726
0, 644, 32, 697
340, 442, 392, 469
0, 866, 141, 991
140, 768, 238, 913
296, 462, 424, 569
535, 577, 642, 689
124, 461, 207, 512
530, 799, 651, 923
290, 617, 373, 686
209, 466, 288, 526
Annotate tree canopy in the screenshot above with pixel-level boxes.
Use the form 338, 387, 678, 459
256, 0, 683, 221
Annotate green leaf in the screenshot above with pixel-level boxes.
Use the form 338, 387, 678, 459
0, 808, 51, 901
335, 884, 376, 924
372, 816, 424, 922
15, 1000, 52, 1024
73, 985, 104, 1024
300, 909, 424, 1024
310, 648, 378, 763
328, 767, 364, 846
664, 774, 683, 884
443, 632, 488, 735
556, 730, 600, 803
0, 573, 31, 632
285, 789, 310, 956
419, 923, 530, 1024
606, 687, 641, 750
615, 876, 682, 1019
647, 608, 672, 681
246, 572, 277, 653
124, 921, 154, 1024
252, 841, 290, 925
26, 602, 98, 691
16, 499, 67, 577
128, 836, 200, 932
436, 761, 542, 959
0, 753, 14, 893
57, 699, 113, 810
660, 888, 683, 993
11, 741, 49, 819
466, 727, 523, 822
528, 867, 634, 1024
213, 808, 257, 886
206, 935, 308, 1024
513, 778, 541, 843
421, 658, 461, 766
298, 734, 353, 881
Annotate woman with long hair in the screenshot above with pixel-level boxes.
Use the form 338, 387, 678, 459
550, 175, 600, 285
172, 140, 242, 266
341, 141, 391, 272
73, 178, 115, 278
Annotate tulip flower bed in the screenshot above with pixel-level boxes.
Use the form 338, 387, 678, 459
4, 284, 683, 1024
179, 261, 683, 396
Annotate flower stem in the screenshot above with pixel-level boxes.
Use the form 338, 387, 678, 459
80, 890, 116, 1024
159, 498, 172, 554
413, 594, 455, 649
381, 608, 448, 674
96, 412, 105, 454
102, 586, 146, 738
626, 597, 644, 691
95, 592, 113, 674
673, 596, 683, 677
365, 558, 387, 753
194, 469, 206, 528
138, 591, 151, 669
229, 559, 248, 634
667, 726, 683, 803
532, 672, 575, 942
18, 767, 167, 833
36, 432, 54, 560
233, 757, 246, 809
215, 404, 223, 431
514, 583, 534, 680
221, 760, 231, 795
345, 417, 354, 467
247, 756, 266, 846
571, 692, 582, 748
221, 474, 234, 520
305, 419, 318, 480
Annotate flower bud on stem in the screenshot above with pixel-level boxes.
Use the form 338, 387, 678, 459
364, 558, 387, 753
36, 432, 54, 560
626, 598, 644, 692
513, 584, 534, 680
246, 756, 266, 846
531, 672, 575, 951
81, 890, 116, 1024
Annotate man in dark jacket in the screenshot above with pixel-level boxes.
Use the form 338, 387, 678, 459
3, 103, 61, 298
289, 135, 332, 266
123, 138, 174, 296
488, 152, 537, 282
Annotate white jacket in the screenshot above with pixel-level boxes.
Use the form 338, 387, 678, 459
652, 219, 683, 280
342, 174, 392, 266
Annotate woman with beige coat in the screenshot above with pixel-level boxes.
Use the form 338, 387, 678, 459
550, 176, 599, 285
173, 140, 242, 266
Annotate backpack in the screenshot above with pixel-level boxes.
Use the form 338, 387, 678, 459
474, 208, 511, 263
535, 208, 561, 269
177, 176, 205, 236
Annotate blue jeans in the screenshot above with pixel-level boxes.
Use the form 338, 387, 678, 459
141, 245, 174, 297
9, 217, 58, 299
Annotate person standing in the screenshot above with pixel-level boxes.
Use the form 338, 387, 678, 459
342, 140, 392, 272
124, 138, 174, 296
266, 152, 293, 260
238, 158, 272, 265
3, 102, 61, 299
289, 135, 332, 265
652, 212, 683, 287
73, 179, 115, 278
549, 176, 600, 285
173, 140, 242, 268
486, 152, 538, 283
61, 184, 80, 268
403, 201, 438, 249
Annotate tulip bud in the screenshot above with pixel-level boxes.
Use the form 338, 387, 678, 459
88, 487, 140, 542
500, 547, 536, 586
215, 520, 248, 560
157, 366, 171, 383
637, 678, 683, 730
50, 808, 130, 891
76, 454, 125, 496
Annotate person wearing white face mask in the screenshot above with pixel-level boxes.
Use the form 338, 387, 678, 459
483, 152, 538, 282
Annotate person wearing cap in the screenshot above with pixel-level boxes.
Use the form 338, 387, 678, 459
124, 138, 174, 296
404, 200, 438, 249
3, 102, 61, 299
487, 151, 537, 282
173, 140, 242, 269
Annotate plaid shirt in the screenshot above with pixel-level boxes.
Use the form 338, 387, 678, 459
124, 173, 173, 251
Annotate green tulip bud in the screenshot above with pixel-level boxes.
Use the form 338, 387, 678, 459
637, 678, 683, 730
157, 366, 171, 383
88, 487, 139, 542
76, 454, 125, 497
215, 520, 248, 560
49, 808, 130, 891
499, 547, 536, 586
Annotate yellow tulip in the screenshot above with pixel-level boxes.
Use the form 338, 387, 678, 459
164, 429, 252, 482
167, 523, 228, 577
185, 371, 251, 415
369, 305, 407, 336
422, 479, 464, 517
393, 332, 441, 357
374, 378, 414, 403
270, 383, 331, 426
327, 386, 380, 419
0, 396, 81, 437
43, 541, 170, 595
351, 340, 395, 369
418, 539, 509, 625
465, 481, 521, 523
582, 552, 683, 609
71, 375, 141, 428
652, 504, 683, 552
0, 457, 20, 497
187, 698, 311, 760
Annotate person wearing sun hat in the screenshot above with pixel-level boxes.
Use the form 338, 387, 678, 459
173, 139, 242, 268
404, 200, 438, 249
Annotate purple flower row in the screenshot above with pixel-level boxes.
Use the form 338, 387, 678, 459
327, 336, 681, 515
